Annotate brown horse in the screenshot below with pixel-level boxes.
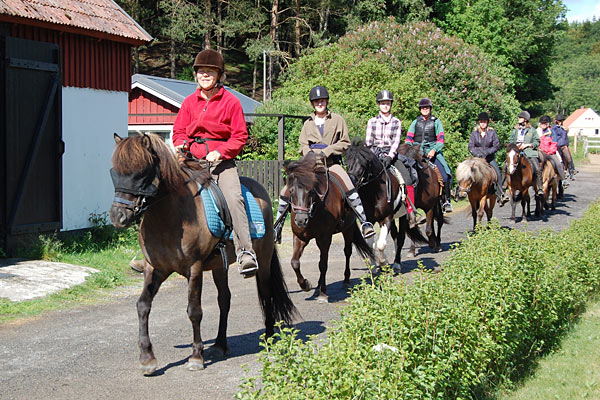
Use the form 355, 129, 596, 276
283, 152, 374, 303
345, 141, 428, 271
396, 144, 447, 256
109, 133, 296, 375
542, 158, 558, 211
454, 157, 497, 230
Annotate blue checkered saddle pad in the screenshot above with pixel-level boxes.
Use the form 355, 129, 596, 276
200, 183, 266, 240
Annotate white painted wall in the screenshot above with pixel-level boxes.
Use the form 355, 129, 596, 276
567, 109, 600, 137
62, 87, 128, 230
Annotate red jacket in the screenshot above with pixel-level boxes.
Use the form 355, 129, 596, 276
172, 86, 248, 160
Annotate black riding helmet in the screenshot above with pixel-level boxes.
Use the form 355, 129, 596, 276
539, 115, 552, 124
518, 111, 531, 121
309, 86, 329, 102
418, 98, 432, 108
478, 112, 490, 121
376, 90, 393, 103
555, 113, 566, 121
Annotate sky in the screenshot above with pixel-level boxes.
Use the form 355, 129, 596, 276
563, 0, 600, 22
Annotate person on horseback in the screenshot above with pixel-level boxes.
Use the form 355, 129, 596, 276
405, 98, 454, 213
468, 112, 506, 202
274, 85, 375, 240
507, 111, 544, 196
538, 115, 567, 187
552, 113, 577, 180
365, 90, 420, 228
171, 49, 258, 277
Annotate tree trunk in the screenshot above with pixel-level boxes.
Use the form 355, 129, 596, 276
205, 0, 212, 48
170, 37, 176, 78
295, 0, 301, 57
252, 60, 257, 99
217, 0, 222, 51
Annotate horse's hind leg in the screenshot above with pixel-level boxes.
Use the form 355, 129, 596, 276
209, 265, 230, 357
291, 235, 311, 291
186, 262, 206, 371
137, 265, 169, 375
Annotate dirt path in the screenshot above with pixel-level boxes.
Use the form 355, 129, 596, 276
1, 164, 598, 400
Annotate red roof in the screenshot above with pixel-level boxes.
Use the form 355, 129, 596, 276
564, 107, 589, 130
0, 0, 152, 45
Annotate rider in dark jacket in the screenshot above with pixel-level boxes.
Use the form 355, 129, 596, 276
551, 113, 577, 179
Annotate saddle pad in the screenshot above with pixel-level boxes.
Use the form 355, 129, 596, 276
200, 184, 266, 240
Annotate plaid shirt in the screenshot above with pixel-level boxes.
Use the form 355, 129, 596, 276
365, 113, 402, 158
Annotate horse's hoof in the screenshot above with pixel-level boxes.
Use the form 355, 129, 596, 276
434, 247, 442, 253
390, 263, 402, 274
407, 250, 416, 258
187, 358, 205, 371
300, 279, 312, 292
140, 359, 158, 376
317, 295, 329, 304
205, 345, 227, 359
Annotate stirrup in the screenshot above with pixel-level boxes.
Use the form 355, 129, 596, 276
442, 200, 453, 213
237, 250, 258, 278
273, 221, 284, 244
360, 222, 375, 239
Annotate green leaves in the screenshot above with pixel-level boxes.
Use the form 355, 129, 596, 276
238, 203, 600, 399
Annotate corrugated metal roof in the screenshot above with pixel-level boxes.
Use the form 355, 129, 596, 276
0, 0, 152, 43
132, 74, 262, 121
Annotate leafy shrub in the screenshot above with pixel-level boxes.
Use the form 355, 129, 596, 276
248, 19, 521, 167
237, 202, 600, 399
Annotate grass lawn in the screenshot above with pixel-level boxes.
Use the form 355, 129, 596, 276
501, 299, 600, 400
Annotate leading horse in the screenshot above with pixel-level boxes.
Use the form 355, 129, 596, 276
109, 133, 296, 375
345, 141, 428, 271
454, 157, 497, 230
505, 143, 546, 221
283, 152, 374, 303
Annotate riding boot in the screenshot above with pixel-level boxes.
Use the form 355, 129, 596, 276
273, 195, 290, 244
568, 161, 576, 180
535, 168, 544, 196
237, 249, 258, 278
346, 189, 375, 238
442, 177, 453, 213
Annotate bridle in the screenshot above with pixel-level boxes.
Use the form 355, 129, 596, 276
289, 175, 328, 219
351, 156, 385, 189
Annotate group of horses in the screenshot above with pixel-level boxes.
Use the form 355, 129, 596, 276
108, 133, 565, 375
455, 143, 564, 228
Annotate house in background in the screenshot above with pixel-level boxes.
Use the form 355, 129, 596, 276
1, 0, 151, 253
564, 107, 600, 137
128, 73, 261, 146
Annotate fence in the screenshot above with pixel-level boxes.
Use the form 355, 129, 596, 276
583, 136, 600, 156
238, 160, 285, 200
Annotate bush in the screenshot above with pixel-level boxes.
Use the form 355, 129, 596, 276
248, 19, 521, 167
237, 202, 600, 399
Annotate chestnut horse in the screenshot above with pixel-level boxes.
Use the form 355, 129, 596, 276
504, 143, 547, 220
283, 152, 374, 303
109, 133, 296, 375
541, 158, 558, 212
454, 158, 497, 230
345, 141, 428, 271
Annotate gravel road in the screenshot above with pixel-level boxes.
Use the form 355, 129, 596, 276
1, 162, 599, 400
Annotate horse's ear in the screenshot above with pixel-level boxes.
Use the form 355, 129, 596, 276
114, 133, 123, 144
142, 134, 151, 149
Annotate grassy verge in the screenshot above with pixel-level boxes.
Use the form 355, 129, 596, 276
0, 218, 141, 324
501, 298, 600, 400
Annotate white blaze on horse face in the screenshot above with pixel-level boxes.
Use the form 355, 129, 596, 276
377, 224, 388, 251
507, 149, 517, 174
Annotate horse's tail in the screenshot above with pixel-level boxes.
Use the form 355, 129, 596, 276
352, 223, 375, 260
406, 224, 428, 245
256, 248, 298, 326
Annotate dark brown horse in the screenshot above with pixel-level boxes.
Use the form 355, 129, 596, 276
109, 133, 296, 375
283, 152, 374, 303
504, 143, 545, 220
345, 141, 428, 271
454, 157, 497, 229
396, 144, 447, 256
541, 157, 558, 211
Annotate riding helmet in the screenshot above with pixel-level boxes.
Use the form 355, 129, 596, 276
539, 115, 552, 124
478, 112, 490, 122
418, 97, 432, 108
309, 85, 329, 102
555, 113, 566, 121
193, 49, 224, 73
518, 111, 531, 121
376, 90, 393, 103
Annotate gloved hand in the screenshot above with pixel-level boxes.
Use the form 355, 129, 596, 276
383, 156, 393, 168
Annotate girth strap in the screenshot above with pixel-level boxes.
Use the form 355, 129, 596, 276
193, 137, 228, 156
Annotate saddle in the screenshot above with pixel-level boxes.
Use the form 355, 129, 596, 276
426, 160, 444, 196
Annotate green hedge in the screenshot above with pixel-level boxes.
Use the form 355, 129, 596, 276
237, 202, 600, 399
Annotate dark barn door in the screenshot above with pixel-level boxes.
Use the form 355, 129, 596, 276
1, 36, 63, 253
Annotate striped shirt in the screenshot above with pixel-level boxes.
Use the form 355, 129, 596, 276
365, 113, 402, 158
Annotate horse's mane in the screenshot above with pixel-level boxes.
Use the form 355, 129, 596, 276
397, 143, 422, 162
284, 152, 326, 190
346, 139, 380, 175
456, 158, 491, 183
112, 133, 187, 192
506, 143, 519, 154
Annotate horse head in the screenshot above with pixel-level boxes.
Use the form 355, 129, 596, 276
109, 133, 186, 228
346, 139, 383, 187
454, 159, 474, 201
506, 143, 522, 176
284, 152, 326, 228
